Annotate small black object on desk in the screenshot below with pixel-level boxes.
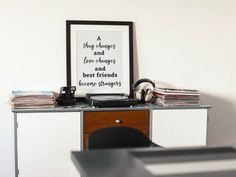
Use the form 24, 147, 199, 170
56, 86, 77, 106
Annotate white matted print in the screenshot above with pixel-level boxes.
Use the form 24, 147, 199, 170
67, 21, 133, 97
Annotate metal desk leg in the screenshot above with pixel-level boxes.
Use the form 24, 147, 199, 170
14, 113, 19, 177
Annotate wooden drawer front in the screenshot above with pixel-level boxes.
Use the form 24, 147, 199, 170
84, 110, 149, 133
83, 110, 150, 149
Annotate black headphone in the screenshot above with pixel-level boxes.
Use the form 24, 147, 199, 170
133, 78, 155, 103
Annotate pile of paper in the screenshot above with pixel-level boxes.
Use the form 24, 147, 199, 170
153, 87, 200, 107
11, 90, 58, 109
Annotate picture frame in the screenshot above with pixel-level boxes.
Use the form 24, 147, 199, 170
66, 20, 133, 97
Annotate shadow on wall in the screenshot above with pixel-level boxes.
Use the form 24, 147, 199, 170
201, 93, 236, 146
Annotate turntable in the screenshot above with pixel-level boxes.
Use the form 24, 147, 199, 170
85, 94, 138, 108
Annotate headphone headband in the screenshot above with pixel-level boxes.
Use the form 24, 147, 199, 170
134, 78, 155, 89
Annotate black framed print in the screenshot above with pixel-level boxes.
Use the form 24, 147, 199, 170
66, 20, 133, 97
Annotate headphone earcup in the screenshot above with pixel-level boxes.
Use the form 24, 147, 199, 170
144, 89, 153, 102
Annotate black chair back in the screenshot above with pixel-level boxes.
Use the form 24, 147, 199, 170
88, 126, 160, 149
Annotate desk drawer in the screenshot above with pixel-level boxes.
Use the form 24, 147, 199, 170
83, 110, 150, 149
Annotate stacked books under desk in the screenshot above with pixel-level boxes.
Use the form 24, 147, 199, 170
152, 87, 200, 107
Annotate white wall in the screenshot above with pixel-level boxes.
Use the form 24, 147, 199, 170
1, 0, 236, 176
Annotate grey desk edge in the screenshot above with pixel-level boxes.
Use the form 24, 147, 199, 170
71, 146, 236, 177
11, 103, 211, 113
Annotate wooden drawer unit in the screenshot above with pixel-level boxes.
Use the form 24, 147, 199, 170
83, 110, 150, 149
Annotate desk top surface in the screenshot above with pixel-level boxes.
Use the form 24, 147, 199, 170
71, 146, 236, 177
12, 101, 211, 113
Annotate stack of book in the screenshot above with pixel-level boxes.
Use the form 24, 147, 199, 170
11, 90, 58, 109
153, 87, 200, 107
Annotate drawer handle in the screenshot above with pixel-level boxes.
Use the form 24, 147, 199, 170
115, 119, 122, 124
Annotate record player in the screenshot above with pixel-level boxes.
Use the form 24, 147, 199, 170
85, 94, 138, 108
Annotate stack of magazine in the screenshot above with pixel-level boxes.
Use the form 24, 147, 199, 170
153, 87, 200, 107
11, 90, 58, 109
